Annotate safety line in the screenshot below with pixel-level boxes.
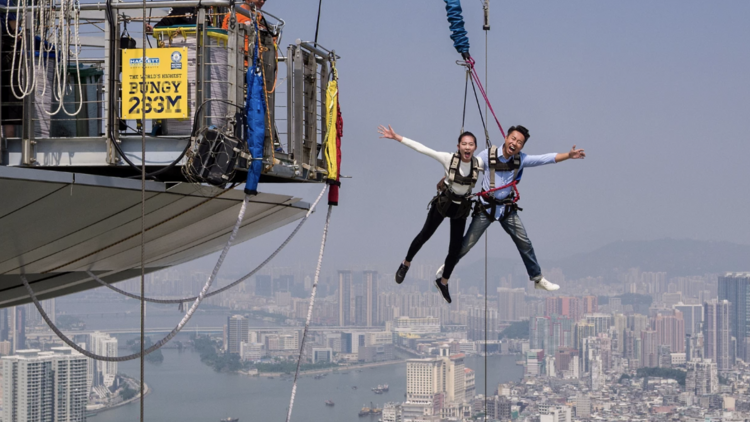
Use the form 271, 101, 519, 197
86, 185, 328, 304
286, 201, 332, 422
466, 57, 505, 139
20, 196, 250, 362
140, 0, 147, 418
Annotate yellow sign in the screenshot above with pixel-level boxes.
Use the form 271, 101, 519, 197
121, 48, 188, 119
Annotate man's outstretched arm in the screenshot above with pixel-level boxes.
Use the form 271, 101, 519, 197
555, 145, 586, 163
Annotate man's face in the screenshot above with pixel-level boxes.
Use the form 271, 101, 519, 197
247, 0, 265, 9
457, 135, 478, 162
503, 130, 526, 157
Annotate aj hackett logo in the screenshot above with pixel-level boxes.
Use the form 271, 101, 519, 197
128, 57, 160, 67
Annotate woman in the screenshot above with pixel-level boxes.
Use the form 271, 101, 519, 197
377, 125, 484, 304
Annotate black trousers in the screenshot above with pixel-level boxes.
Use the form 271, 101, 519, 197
405, 201, 467, 280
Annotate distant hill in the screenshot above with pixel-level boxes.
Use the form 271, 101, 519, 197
453, 238, 750, 286
549, 238, 750, 279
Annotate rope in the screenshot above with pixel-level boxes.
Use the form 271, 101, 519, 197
466, 57, 505, 138
460, 68, 469, 133
313, 0, 323, 44
86, 185, 328, 304
20, 196, 250, 362
286, 201, 333, 422
468, 69, 491, 149
473, 180, 520, 202
256, 10, 275, 168
140, 0, 147, 418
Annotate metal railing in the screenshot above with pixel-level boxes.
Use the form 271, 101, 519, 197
0, 0, 338, 183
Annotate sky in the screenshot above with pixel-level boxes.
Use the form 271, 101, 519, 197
190, 0, 750, 277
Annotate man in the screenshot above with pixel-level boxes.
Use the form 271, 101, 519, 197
222, 0, 279, 153
437, 125, 585, 291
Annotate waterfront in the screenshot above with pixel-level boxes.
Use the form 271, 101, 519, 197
90, 348, 523, 422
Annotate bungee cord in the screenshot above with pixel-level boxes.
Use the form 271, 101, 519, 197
20, 194, 250, 362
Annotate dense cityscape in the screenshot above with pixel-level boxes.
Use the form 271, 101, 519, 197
2, 265, 750, 421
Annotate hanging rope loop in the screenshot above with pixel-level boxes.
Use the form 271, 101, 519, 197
287, 197, 333, 422
21, 195, 251, 362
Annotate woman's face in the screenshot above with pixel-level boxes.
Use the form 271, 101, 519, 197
457, 135, 477, 162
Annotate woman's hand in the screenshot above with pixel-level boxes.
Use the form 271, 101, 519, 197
377, 124, 403, 142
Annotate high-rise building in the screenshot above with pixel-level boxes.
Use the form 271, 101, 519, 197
2, 348, 88, 422
654, 311, 685, 353
582, 296, 598, 314
0, 308, 8, 342
675, 302, 704, 336
406, 352, 467, 417
255, 275, 273, 297
718, 273, 750, 360
10, 306, 26, 353
338, 270, 352, 326
545, 297, 583, 323
364, 271, 378, 326
226, 315, 249, 354
685, 358, 718, 396
274, 275, 293, 293
585, 313, 611, 337
87, 331, 119, 388
640, 330, 658, 368
703, 299, 732, 371
497, 288, 525, 322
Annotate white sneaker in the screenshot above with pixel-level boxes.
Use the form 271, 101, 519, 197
534, 277, 560, 291
436, 264, 445, 279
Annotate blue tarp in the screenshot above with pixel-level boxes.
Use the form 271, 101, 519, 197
244, 24, 266, 195
445, 0, 470, 55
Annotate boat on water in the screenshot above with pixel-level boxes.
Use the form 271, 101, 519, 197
314, 374, 324, 380
220, 418, 239, 422
372, 384, 388, 394
325, 400, 334, 406
352, 386, 358, 390
358, 406, 371, 417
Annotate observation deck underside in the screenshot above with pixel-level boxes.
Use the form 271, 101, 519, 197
0, 166, 308, 308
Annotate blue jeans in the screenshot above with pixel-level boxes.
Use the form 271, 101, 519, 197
458, 210, 543, 281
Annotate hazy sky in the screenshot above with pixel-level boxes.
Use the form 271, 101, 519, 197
195, 0, 750, 277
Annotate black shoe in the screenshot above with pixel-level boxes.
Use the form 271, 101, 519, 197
434, 278, 452, 304
395, 264, 409, 284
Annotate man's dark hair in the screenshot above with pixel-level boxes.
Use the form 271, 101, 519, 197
507, 125, 530, 143
457, 131, 477, 146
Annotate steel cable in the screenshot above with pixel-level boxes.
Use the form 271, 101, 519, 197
20, 195, 250, 362
86, 184, 328, 304
286, 200, 332, 422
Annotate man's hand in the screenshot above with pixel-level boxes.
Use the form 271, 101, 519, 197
568, 145, 585, 159
377, 125, 403, 142
555, 145, 586, 162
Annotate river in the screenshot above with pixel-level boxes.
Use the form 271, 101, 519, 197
89, 347, 523, 422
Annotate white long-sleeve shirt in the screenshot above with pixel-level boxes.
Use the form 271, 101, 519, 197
401, 137, 485, 196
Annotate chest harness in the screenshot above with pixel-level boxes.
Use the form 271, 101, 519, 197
432, 153, 479, 219
476, 145, 522, 221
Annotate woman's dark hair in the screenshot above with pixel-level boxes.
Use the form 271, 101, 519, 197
457, 131, 477, 146
507, 125, 530, 143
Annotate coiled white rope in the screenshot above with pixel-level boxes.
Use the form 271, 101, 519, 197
86, 185, 328, 305
8, 0, 84, 116
286, 202, 332, 422
20, 195, 250, 362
